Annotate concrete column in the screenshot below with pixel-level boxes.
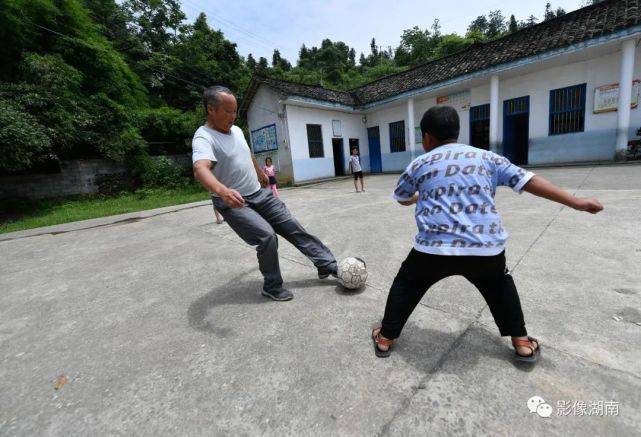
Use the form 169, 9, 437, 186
489, 75, 500, 153
615, 39, 636, 161
407, 97, 416, 160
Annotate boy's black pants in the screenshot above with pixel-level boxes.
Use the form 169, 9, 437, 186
381, 249, 527, 339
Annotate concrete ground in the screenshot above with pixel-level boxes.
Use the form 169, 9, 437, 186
1, 164, 640, 436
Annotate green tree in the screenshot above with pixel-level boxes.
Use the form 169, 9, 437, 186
508, 14, 519, 33
0, 0, 148, 170
395, 26, 435, 66
486, 10, 506, 38
163, 12, 247, 109
522, 15, 539, 28
123, 0, 185, 53
247, 53, 256, 71
370, 37, 379, 61
434, 34, 474, 58
544, 2, 566, 20
348, 48, 356, 67
271, 49, 291, 71
257, 56, 269, 73
467, 15, 489, 36
0, 98, 52, 172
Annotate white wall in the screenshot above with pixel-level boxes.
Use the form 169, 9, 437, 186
468, 45, 641, 164
365, 103, 412, 172
367, 44, 641, 166
250, 42, 641, 174
285, 104, 368, 182
365, 94, 472, 172
246, 85, 294, 183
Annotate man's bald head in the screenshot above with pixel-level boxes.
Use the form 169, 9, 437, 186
203, 86, 234, 115
203, 86, 237, 133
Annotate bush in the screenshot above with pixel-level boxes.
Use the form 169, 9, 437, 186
95, 173, 136, 196
0, 98, 52, 171
132, 154, 189, 188
138, 106, 198, 155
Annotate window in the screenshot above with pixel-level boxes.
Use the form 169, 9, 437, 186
332, 120, 342, 137
389, 120, 406, 153
306, 124, 324, 158
549, 84, 586, 135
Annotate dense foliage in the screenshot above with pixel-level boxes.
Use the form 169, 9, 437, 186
0, 0, 577, 174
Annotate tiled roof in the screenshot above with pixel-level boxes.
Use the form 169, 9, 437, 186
241, 0, 641, 112
241, 76, 356, 112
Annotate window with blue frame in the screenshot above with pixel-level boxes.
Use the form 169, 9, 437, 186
549, 83, 586, 135
306, 124, 324, 158
389, 120, 406, 153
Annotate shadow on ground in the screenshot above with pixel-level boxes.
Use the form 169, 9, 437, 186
187, 268, 361, 337
394, 322, 544, 376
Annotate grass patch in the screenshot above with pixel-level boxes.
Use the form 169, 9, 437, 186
0, 184, 210, 234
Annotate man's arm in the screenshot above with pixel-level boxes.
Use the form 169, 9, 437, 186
251, 155, 269, 187
523, 175, 603, 213
193, 159, 244, 208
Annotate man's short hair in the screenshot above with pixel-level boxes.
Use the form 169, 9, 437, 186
420, 106, 460, 141
203, 86, 233, 114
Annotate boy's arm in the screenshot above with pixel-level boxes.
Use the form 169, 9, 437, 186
523, 175, 603, 213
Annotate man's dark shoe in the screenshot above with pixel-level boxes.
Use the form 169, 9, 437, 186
261, 288, 294, 301
318, 265, 338, 279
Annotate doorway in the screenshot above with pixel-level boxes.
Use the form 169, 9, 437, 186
503, 96, 530, 165
332, 138, 345, 176
367, 126, 382, 173
469, 104, 490, 150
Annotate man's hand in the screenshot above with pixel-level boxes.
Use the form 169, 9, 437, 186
220, 187, 245, 208
571, 197, 604, 214
258, 172, 269, 188
251, 154, 269, 187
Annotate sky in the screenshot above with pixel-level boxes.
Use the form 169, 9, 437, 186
178, 0, 587, 63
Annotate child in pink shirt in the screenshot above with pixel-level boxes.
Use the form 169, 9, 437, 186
262, 157, 279, 198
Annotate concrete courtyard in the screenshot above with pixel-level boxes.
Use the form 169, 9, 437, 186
1, 164, 640, 436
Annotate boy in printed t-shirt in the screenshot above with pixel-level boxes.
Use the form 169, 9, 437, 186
371, 106, 603, 362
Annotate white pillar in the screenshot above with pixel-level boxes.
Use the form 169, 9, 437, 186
489, 75, 500, 153
407, 98, 416, 160
616, 39, 636, 160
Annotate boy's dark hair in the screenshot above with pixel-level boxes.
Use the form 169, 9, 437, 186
265, 157, 272, 163
420, 106, 460, 141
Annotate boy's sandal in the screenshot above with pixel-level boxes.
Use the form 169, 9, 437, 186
512, 336, 541, 363
371, 327, 395, 358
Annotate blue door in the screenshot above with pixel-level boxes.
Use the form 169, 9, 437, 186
503, 96, 530, 165
367, 126, 382, 173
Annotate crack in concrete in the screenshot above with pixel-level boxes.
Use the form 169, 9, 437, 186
376, 322, 477, 437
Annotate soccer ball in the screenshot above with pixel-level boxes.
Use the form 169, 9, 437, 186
337, 257, 368, 290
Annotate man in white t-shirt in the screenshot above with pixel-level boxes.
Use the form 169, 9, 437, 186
192, 86, 337, 301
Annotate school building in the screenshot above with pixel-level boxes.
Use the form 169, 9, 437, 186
240, 0, 641, 184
